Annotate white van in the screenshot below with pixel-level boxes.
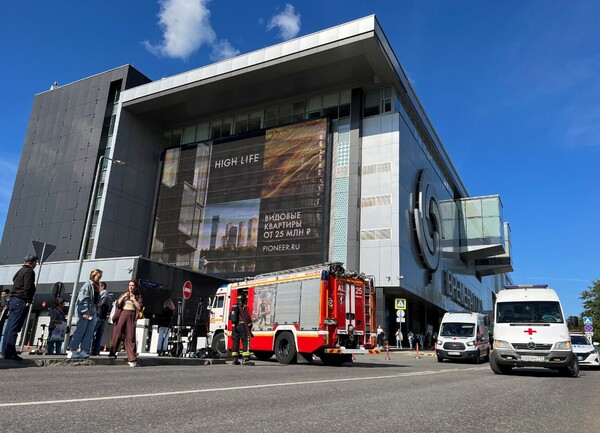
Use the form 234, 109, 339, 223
489, 285, 578, 377
436, 312, 490, 363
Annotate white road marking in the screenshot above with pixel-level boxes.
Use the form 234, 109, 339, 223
0, 366, 489, 408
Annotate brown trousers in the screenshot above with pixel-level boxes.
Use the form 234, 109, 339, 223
109, 310, 137, 362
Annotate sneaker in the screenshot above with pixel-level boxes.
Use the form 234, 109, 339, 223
242, 359, 255, 366
67, 351, 80, 359
128, 361, 137, 367
107, 353, 117, 359
79, 351, 90, 359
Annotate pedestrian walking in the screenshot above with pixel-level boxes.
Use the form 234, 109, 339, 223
91, 282, 110, 355
2, 254, 38, 361
68, 269, 102, 359
395, 328, 403, 349
408, 331, 414, 349
156, 298, 175, 356
230, 292, 253, 365
108, 280, 143, 367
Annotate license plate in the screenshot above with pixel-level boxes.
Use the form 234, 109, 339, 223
521, 355, 544, 362
448, 351, 460, 356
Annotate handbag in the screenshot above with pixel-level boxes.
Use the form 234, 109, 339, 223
108, 301, 121, 325
49, 323, 67, 342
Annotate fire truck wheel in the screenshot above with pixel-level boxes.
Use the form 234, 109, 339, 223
253, 351, 274, 361
211, 332, 228, 357
274, 332, 297, 364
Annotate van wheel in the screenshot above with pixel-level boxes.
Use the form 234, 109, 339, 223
559, 359, 579, 377
489, 354, 512, 374
437, 355, 444, 363
474, 351, 481, 364
274, 332, 297, 364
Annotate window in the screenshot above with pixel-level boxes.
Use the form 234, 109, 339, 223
364, 89, 380, 117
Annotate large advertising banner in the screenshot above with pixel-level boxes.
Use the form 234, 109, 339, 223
150, 119, 328, 276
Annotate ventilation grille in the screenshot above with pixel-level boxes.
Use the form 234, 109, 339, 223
360, 228, 392, 240
362, 162, 392, 176
361, 194, 392, 207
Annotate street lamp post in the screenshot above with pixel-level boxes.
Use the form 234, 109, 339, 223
63, 155, 125, 350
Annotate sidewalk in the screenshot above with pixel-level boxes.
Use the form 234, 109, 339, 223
1, 347, 437, 369
0, 351, 224, 369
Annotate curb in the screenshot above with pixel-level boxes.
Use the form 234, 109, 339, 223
1, 354, 227, 369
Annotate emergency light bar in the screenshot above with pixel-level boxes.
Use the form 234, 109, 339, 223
504, 284, 549, 289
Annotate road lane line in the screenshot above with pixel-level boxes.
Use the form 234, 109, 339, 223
0, 366, 489, 408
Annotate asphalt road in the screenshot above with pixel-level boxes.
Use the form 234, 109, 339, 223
1, 352, 598, 433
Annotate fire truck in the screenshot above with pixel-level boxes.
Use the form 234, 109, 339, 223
207, 263, 380, 365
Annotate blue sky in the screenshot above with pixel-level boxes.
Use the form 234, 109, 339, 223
1, 1, 599, 316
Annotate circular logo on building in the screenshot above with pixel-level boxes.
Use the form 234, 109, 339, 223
412, 169, 441, 272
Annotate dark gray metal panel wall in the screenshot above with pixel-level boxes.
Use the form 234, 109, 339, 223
0, 66, 151, 265
94, 109, 162, 258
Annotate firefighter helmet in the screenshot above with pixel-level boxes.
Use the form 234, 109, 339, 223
236, 293, 247, 304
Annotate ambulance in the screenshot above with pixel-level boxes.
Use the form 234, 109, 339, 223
489, 285, 578, 377
436, 311, 490, 363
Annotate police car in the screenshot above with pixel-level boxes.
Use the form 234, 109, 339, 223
570, 333, 599, 368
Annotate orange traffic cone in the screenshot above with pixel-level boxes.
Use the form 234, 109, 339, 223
25, 341, 31, 350
103, 344, 107, 352
415, 342, 421, 359
385, 342, 391, 360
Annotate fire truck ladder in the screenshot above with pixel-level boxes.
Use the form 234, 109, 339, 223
365, 285, 373, 345
251, 262, 345, 280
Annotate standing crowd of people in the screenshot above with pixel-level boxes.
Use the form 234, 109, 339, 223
371, 326, 438, 351
0, 255, 176, 367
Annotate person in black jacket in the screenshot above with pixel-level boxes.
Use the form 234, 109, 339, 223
230, 293, 253, 365
156, 299, 175, 356
2, 254, 38, 361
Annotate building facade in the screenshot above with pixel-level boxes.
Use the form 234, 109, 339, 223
0, 16, 512, 342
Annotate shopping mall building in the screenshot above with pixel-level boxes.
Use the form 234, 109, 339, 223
0, 15, 512, 346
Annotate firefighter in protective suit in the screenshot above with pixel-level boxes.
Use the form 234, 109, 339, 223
230, 293, 253, 365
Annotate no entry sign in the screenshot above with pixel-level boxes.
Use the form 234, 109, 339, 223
183, 281, 192, 300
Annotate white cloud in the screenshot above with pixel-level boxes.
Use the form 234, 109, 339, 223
267, 4, 301, 40
210, 39, 241, 62
143, 0, 216, 60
